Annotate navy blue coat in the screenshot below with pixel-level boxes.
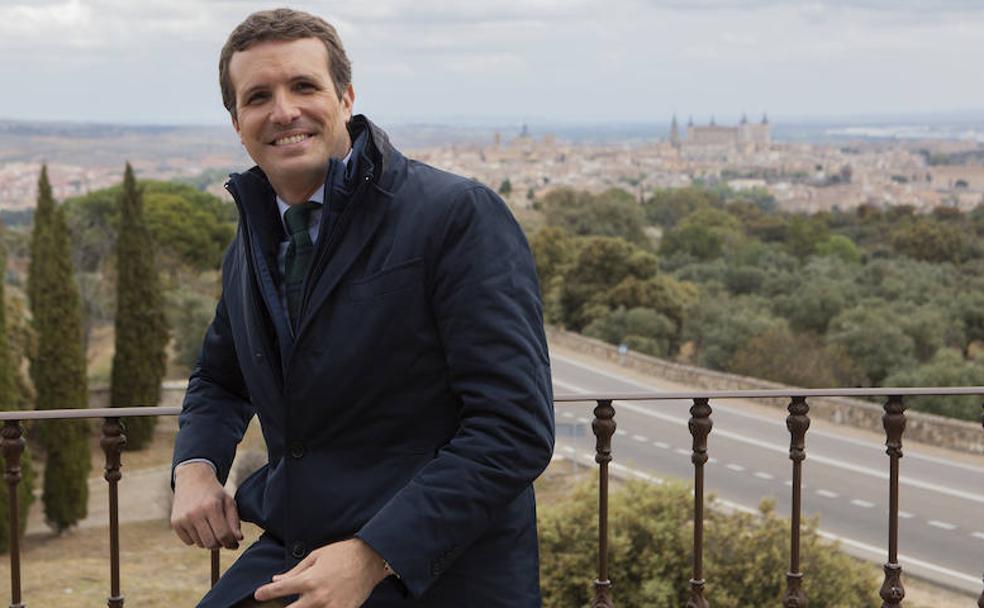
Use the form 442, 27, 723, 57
172, 116, 554, 607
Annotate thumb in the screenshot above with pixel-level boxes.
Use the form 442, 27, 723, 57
223, 493, 243, 540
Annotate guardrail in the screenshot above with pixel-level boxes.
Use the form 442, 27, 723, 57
1, 387, 983, 606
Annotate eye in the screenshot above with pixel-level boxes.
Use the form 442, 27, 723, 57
245, 91, 269, 105
294, 81, 318, 92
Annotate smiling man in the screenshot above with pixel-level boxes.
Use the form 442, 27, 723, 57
169, 8, 554, 608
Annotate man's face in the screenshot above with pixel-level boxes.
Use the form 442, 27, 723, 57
229, 37, 354, 199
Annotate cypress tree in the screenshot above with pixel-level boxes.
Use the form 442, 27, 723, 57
0, 233, 35, 552
28, 165, 91, 532
110, 163, 168, 450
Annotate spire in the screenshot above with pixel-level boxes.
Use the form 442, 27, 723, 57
761, 112, 769, 125
710, 115, 716, 126
670, 114, 681, 148
688, 115, 694, 127
741, 112, 748, 124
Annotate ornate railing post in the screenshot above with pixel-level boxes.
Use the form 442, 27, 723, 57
783, 397, 810, 608
2, 420, 25, 608
591, 399, 616, 608
688, 398, 711, 608
880, 396, 905, 608
101, 417, 127, 608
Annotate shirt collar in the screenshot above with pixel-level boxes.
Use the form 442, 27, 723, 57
275, 148, 352, 226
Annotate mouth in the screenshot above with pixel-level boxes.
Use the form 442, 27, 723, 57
270, 132, 314, 146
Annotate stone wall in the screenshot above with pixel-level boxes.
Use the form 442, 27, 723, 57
547, 327, 984, 455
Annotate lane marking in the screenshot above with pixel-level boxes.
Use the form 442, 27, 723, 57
561, 411, 574, 418
754, 472, 774, 481
632, 434, 648, 443
851, 499, 875, 508
562, 446, 576, 454
674, 448, 691, 456
972, 532, 984, 541
816, 489, 839, 498
556, 444, 983, 590
615, 429, 628, 436
552, 354, 984, 475
899, 511, 915, 519
708, 457, 719, 464
577, 417, 589, 424
653, 441, 670, 449
726, 463, 745, 472
928, 520, 957, 531
554, 378, 984, 506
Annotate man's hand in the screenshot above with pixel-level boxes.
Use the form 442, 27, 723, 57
170, 461, 243, 550
253, 538, 387, 607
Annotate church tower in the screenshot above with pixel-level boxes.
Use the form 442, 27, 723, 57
670, 114, 681, 149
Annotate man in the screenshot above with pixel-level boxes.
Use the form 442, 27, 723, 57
170, 8, 554, 608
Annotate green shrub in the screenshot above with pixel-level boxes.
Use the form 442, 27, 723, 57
538, 479, 879, 608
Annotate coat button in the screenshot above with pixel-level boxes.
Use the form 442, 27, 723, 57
290, 541, 307, 559
289, 442, 306, 459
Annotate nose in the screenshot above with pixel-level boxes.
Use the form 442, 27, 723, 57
270, 90, 301, 125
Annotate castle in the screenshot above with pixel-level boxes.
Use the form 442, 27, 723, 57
670, 113, 771, 152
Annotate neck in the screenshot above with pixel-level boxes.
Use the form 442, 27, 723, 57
274, 179, 322, 205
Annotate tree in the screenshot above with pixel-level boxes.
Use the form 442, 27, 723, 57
542, 188, 649, 245
584, 307, 677, 357
643, 186, 723, 229
498, 178, 512, 196
884, 349, 984, 421
890, 218, 969, 264
0, 237, 34, 552
825, 305, 917, 386
538, 479, 879, 607
559, 237, 658, 330
729, 327, 864, 388
684, 296, 787, 371
658, 208, 744, 262
27, 166, 91, 532
815, 234, 861, 264
111, 164, 170, 450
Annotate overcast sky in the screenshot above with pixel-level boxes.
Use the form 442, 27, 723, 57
1, 0, 982, 126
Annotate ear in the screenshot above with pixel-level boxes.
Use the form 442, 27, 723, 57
230, 112, 243, 144
340, 84, 355, 122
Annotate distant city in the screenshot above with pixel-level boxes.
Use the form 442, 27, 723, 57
1, 112, 982, 215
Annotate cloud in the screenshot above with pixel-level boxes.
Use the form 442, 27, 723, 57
644, 0, 984, 11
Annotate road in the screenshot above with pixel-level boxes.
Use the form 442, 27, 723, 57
550, 349, 984, 597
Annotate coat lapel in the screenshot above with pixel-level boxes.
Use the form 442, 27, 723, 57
294, 184, 392, 341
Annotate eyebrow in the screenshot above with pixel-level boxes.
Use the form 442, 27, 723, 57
240, 74, 323, 101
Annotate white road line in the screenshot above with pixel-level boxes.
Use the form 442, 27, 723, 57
562, 446, 576, 454
851, 499, 875, 508
816, 489, 839, 498
972, 532, 984, 541
899, 511, 915, 519
553, 378, 984, 506
572, 448, 981, 589
552, 354, 984, 475
653, 441, 670, 449
615, 429, 628, 436
754, 472, 774, 481
726, 463, 745, 472
561, 411, 574, 418
928, 520, 957, 531
674, 448, 691, 456
632, 434, 648, 442
708, 457, 719, 464
577, 417, 589, 424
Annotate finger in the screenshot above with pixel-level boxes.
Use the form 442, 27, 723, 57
192, 516, 217, 550
203, 497, 238, 549
171, 521, 195, 546
273, 553, 316, 581
254, 576, 303, 602
223, 493, 243, 541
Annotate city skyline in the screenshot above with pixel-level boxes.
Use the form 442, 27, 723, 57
1, 0, 983, 126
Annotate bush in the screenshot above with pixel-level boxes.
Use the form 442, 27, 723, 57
538, 479, 879, 608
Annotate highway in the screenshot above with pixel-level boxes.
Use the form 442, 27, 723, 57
549, 349, 984, 597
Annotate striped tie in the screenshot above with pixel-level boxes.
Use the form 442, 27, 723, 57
283, 201, 319, 329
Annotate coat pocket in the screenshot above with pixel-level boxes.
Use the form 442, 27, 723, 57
345, 257, 423, 302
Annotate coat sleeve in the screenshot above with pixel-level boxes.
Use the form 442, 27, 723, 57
171, 293, 255, 486
355, 185, 555, 597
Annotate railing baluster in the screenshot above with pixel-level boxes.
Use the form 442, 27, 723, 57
101, 417, 126, 608
783, 397, 810, 608
688, 398, 711, 608
880, 396, 906, 608
1, 420, 25, 608
211, 549, 220, 588
591, 399, 615, 608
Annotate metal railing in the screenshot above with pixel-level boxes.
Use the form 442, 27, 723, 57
1, 387, 983, 607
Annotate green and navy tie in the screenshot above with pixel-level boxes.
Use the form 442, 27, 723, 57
284, 201, 319, 329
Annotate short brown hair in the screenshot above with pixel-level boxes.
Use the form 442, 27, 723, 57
219, 8, 352, 117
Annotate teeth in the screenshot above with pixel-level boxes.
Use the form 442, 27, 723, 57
274, 134, 309, 146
